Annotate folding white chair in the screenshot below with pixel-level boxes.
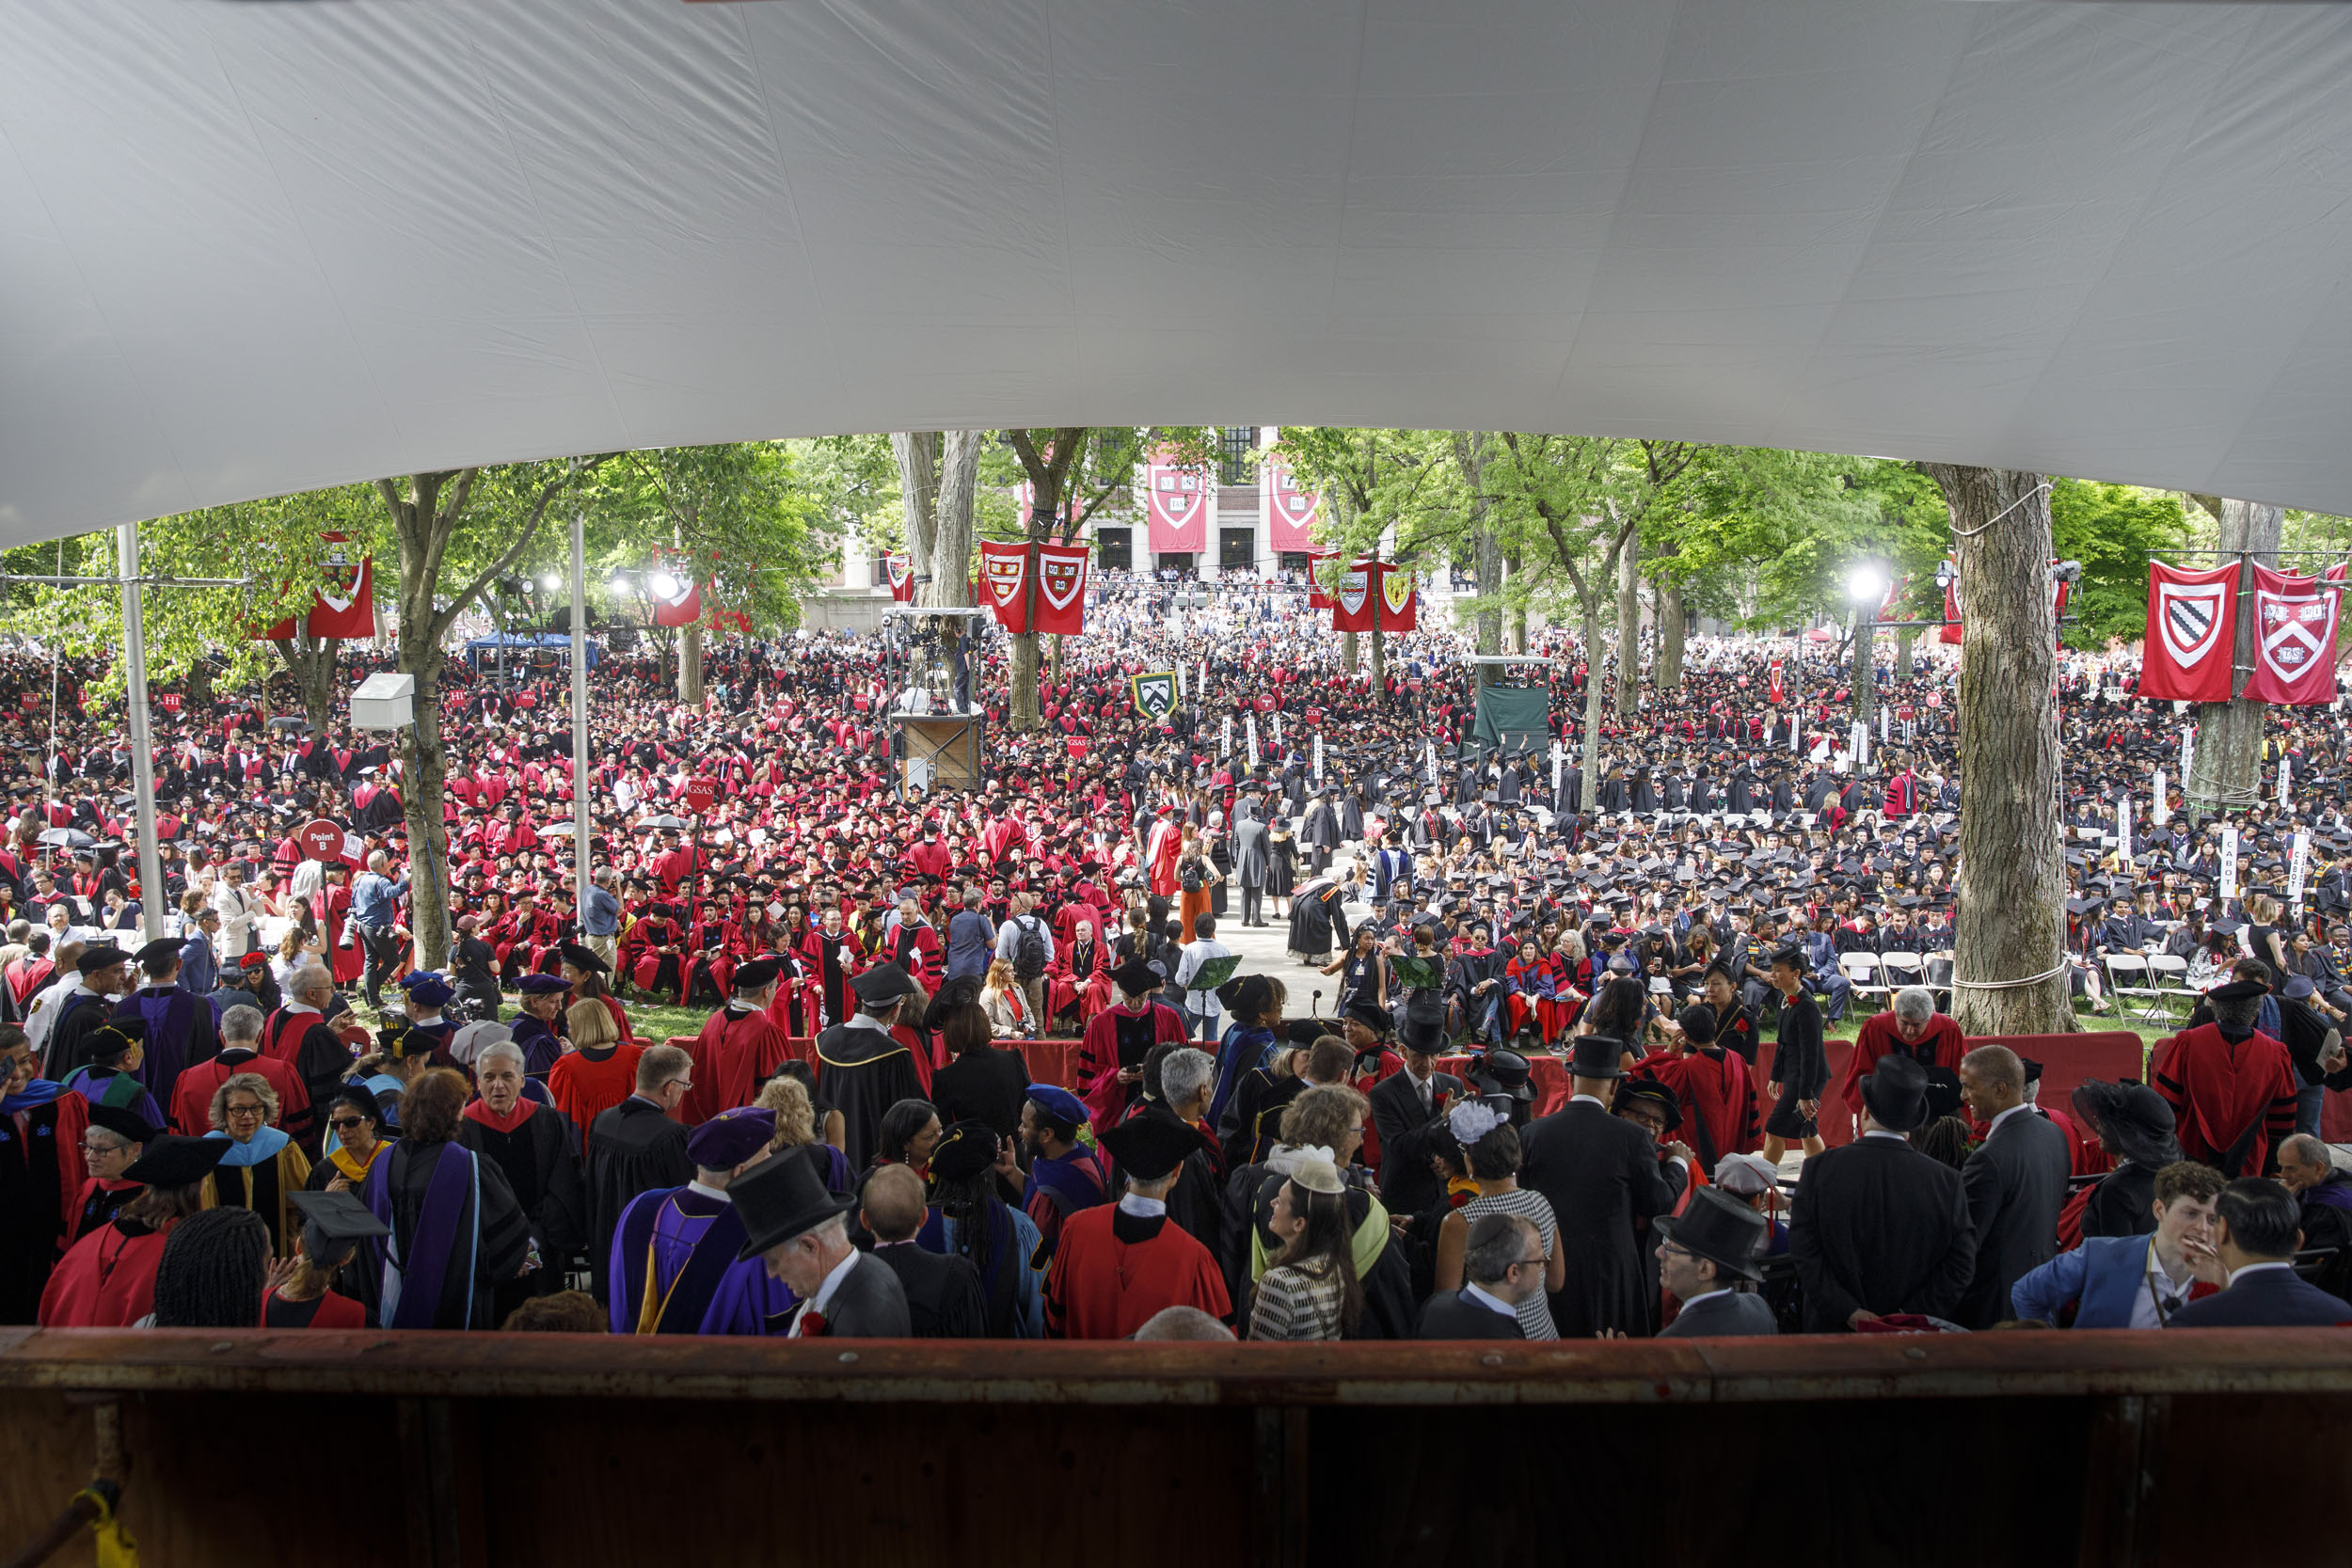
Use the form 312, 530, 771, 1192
1839, 950, 1888, 1013
2144, 954, 2193, 1022
2104, 952, 2164, 1022
1879, 949, 1925, 998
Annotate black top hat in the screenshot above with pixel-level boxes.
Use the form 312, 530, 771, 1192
1655, 1186, 1768, 1282
1567, 1033, 1626, 1081
1859, 1053, 1929, 1133
1395, 993, 1449, 1054
732, 1143, 859, 1259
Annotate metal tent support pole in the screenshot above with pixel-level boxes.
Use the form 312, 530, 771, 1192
115, 520, 165, 943
570, 510, 593, 925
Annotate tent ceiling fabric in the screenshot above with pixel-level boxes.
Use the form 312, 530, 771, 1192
7, 0, 2352, 545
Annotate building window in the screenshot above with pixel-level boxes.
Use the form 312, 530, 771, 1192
1219, 427, 1257, 485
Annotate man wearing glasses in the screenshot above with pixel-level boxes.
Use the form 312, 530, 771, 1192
584, 1045, 694, 1303
1416, 1212, 1540, 1339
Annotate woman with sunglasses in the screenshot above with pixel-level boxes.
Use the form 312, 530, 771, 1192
306, 1086, 391, 1195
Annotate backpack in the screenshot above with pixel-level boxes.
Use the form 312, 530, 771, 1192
1012, 917, 1048, 983
1179, 859, 1205, 894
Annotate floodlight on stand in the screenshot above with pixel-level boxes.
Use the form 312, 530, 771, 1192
651, 572, 679, 597
1847, 565, 1887, 606
540, 572, 563, 594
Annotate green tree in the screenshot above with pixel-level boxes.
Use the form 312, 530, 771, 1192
2048, 479, 2185, 647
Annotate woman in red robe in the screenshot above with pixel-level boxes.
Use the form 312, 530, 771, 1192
40, 1135, 224, 1327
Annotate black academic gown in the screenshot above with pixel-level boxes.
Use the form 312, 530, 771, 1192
870, 1242, 989, 1338
930, 1046, 1031, 1139
376, 1138, 532, 1330
586, 1096, 693, 1303
1519, 1097, 1686, 1337
0, 1099, 63, 1323
42, 990, 115, 1082
1786, 1135, 1976, 1332
459, 1104, 590, 1318
815, 1017, 927, 1172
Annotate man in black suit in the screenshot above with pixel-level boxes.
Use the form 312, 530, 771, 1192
731, 1139, 912, 1338
1788, 1053, 1976, 1331
1956, 1044, 2071, 1328
860, 1164, 987, 1338
585, 1045, 695, 1303
1417, 1212, 1535, 1339
1656, 1188, 1778, 1338
1519, 1034, 1692, 1337
2169, 1178, 2352, 1328
1368, 997, 1468, 1215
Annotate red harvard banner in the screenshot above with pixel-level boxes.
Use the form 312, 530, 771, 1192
1332, 561, 1378, 632
979, 540, 1031, 633
1768, 657, 1786, 705
651, 571, 703, 627
1939, 562, 1963, 645
1261, 463, 1319, 553
1144, 461, 1209, 555
1033, 542, 1089, 636
2243, 563, 2345, 706
1378, 563, 1417, 631
307, 533, 376, 639
1307, 550, 1341, 610
883, 553, 914, 603
2139, 561, 2238, 702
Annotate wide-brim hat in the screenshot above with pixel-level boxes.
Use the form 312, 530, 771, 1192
1109, 957, 1161, 996
731, 1143, 858, 1259
1614, 1073, 1683, 1133
1656, 1186, 1769, 1281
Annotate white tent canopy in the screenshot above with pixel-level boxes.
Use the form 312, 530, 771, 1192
8, 0, 2352, 546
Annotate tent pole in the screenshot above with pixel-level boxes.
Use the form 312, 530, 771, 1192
116, 520, 165, 943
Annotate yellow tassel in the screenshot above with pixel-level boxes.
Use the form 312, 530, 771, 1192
73, 1488, 136, 1568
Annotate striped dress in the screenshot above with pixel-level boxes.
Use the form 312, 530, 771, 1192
1462, 1186, 1561, 1340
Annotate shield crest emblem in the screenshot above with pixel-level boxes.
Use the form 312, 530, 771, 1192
318, 536, 362, 614
1039, 552, 1085, 611
1338, 567, 1370, 618
1155, 471, 1200, 525
2158, 579, 2226, 668
2261, 588, 2328, 673
1132, 672, 1179, 725
984, 552, 1025, 610
1381, 569, 1414, 617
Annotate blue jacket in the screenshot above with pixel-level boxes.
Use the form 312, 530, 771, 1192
2011, 1234, 2167, 1328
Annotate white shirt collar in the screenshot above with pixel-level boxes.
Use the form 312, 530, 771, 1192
797, 1247, 862, 1329
1678, 1287, 1735, 1311
1987, 1102, 2034, 1136
685, 1180, 731, 1204
1570, 1093, 1606, 1108
284, 1000, 320, 1016
1860, 1129, 1907, 1143
2145, 1240, 2192, 1294
1118, 1193, 1168, 1218
2227, 1259, 2297, 1286
1460, 1282, 1519, 1319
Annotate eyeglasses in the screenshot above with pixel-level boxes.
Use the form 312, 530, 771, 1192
81, 1140, 126, 1156
1507, 1256, 1546, 1271
224, 1104, 266, 1118
328, 1117, 366, 1131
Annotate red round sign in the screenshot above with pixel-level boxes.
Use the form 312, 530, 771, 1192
296, 818, 345, 862
683, 778, 716, 815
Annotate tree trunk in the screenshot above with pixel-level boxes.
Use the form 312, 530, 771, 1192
893, 432, 941, 589
392, 543, 453, 974
1580, 601, 1605, 812
1658, 577, 1686, 689
2188, 498, 2283, 813
1371, 628, 1385, 701
275, 634, 339, 734
1504, 555, 1527, 654
677, 623, 705, 705
1614, 536, 1641, 718
1342, 631, 1359, 673
1922, 464, 2071, 1035
1852, 612, 1877, 727
1897, 629, 1915, 679
1454, 432, 1502, 686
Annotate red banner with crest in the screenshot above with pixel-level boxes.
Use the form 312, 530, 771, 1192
1145, 461, 1209, 554
1262, 463, 1319, 553
2243, 564, 2345, 706
1032, 542, 1089, 636
979, 540, 1031, 633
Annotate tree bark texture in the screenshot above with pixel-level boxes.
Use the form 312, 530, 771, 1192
2188, 498, 2282, 813
1581, 603, 1605, 813
1504, 555, 1527, 654
892, 432, 940, 589
1897, 629, 1915, 679
1614, 535, 1641, 718
1922, 464, 2071, 1036
1658, 576, 1686, 689
274, 634, 339, 735
1852, 613, 1877, 726
676, 623, 706, 705
1342, 631, 1359, 673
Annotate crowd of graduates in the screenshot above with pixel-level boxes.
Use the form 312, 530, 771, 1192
0, 566, 2349, 1336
